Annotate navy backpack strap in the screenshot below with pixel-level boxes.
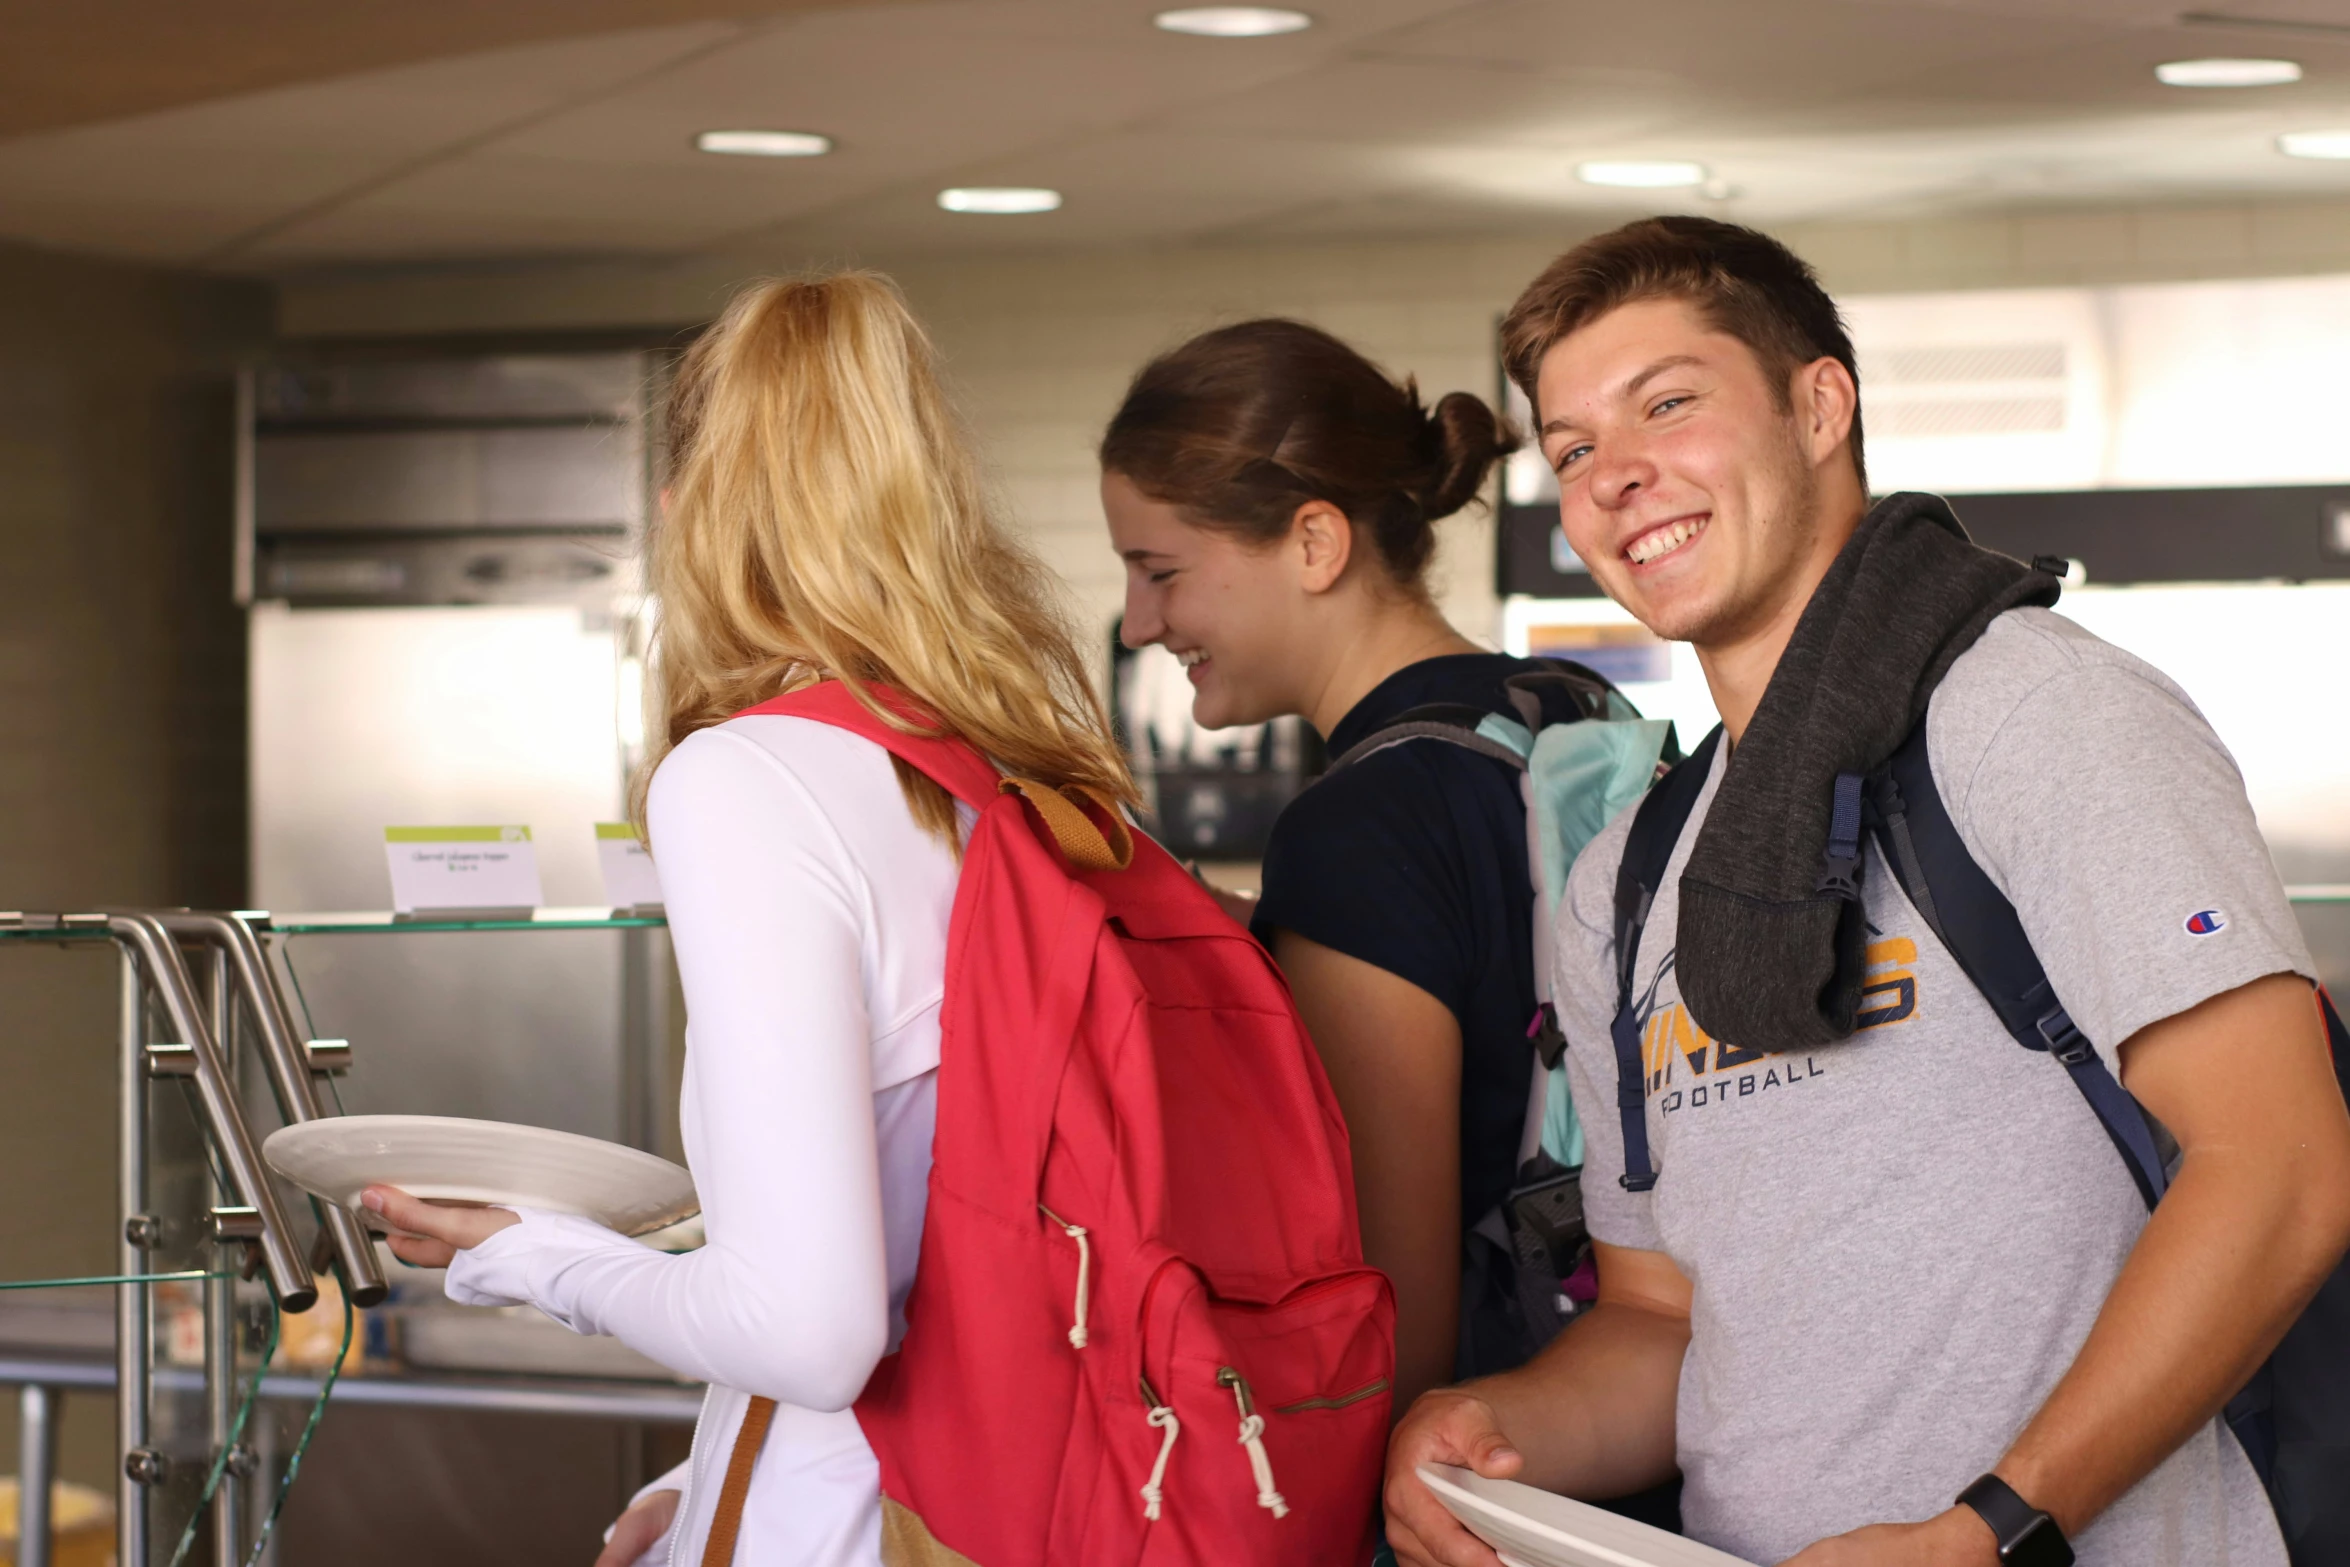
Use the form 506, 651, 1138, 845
1609, 725, 1723, 1192
1865, 721, 2170, 1209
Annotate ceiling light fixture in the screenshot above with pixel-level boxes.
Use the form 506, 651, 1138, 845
1577, 159, 1709, 189
2279, 129, 2350, 158
695, 129, 833, 157
2155, 57, 2302, 86
937, 187, 1064, 214
1153, 7, 1313, 37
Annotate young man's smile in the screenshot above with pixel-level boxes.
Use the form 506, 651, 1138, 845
1620, 510, 1712, 569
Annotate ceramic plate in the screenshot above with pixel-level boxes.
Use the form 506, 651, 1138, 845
1417, 1466, 1758, 1567
264, 1114, 697, 1238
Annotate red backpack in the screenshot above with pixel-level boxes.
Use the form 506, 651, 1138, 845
707, 681, 1394, 1567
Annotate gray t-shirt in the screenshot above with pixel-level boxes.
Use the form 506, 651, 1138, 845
1557, 608, 2310, 1566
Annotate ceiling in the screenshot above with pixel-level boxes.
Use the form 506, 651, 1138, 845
4, 0, 2349, 275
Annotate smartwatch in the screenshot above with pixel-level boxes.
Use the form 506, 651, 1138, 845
1956, 1474, 2072, 1567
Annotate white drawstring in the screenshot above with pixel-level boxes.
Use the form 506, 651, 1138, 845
1140, 1405, 1180, 1521
1235, 1413, 1289, 1518
1059, 1221, 1091, 1349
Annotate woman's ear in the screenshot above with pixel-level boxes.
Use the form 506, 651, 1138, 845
1293, 500, 1354, 595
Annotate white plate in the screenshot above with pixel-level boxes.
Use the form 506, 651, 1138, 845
1417, 1466, 1758, 1567
263, 1114, 698, 1238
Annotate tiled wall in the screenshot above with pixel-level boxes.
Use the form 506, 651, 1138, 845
279, 193, 2350, 650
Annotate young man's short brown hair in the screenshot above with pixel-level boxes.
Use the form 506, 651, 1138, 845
1501, 216, 1866, 491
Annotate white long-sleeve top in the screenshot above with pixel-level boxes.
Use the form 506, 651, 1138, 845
444, 714, 961, 1567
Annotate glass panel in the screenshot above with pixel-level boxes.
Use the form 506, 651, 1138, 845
265, 909, 663, 935
267, 925, 657, 1144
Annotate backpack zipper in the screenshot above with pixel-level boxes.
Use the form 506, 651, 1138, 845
1132, 1263, 1382, 1524
1037, 1204, 1092, 1349
1273, 1376, 1390, 1414
1217, 1367, 1290, 1519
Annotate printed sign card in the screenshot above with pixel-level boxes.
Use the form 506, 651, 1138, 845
595, 823, 665, 912
383, 826, 543, 915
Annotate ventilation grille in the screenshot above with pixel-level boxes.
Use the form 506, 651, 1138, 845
1876, 397, 2068, 437
1875, 343, 2067, 383
1867, 341, 2071, 439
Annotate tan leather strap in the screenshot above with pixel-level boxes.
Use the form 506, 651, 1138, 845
998, 778, 1134, 872
699, 1395, 777, 1567
880, 1498, 984, 1567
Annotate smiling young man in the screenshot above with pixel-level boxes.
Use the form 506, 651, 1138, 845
1381, 217, 2350, 1567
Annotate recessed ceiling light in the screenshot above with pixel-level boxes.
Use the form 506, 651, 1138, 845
1577, 160, 1709, 189
2279, 129, 2350, 158
2155, 57, 2303, 87
695, 129, 833, 157
937, 187, 1064, 214
1153, 7, 1313, 37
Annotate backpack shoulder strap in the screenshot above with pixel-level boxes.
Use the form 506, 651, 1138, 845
1607, 724, 1723, 1193
1323, 703, 1533, 776
1320, 657, 1631, 778
741, 681, 1131, 872
739, 680, 1003, 805
1865, 720, 2169, 1208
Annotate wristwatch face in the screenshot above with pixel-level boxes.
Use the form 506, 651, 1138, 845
2007, 1513, 2075, 1567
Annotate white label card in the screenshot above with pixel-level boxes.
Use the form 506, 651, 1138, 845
595, 823, 665, 912
383, 826, 544, 914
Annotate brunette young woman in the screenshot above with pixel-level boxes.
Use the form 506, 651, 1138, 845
1101, 320, 1580, 1418
366, 273, 1136, 1567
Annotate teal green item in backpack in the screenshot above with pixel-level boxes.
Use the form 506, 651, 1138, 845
1507, 712, 1674, 1163
1347, 691, 1672, 1166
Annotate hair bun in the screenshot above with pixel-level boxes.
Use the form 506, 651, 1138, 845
1418, 390, 1521, 521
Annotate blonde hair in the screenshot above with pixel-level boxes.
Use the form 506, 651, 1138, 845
637, 271, 1137, 846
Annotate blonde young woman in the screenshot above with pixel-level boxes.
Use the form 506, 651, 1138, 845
365, 273, 1135, 1567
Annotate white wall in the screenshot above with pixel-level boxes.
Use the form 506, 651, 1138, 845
1845, 272, 2350, 494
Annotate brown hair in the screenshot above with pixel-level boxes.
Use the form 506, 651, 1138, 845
1501, 216, 1865, 489
638, 271, 1136, 849
1099, 318, 1517, 588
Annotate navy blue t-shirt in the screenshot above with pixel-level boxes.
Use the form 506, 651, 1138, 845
1251, 654, 1568, 1231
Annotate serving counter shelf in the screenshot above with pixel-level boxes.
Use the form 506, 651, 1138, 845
0, 1353, 701, 1425
0, 907, 681, 1567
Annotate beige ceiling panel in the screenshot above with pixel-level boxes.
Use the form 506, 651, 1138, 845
711, 132, 1378, 257
1136, 53, 1676, 148
239, 152, 883, 264
797, 0, 1479, 50
242, 3, 1455, 264
7, 0, 2349, 271
1771, 23, 2350, 117
1358, 0, 2121, 98
0, 20, 745, 264
0, 0, 876, 139
491, 2, 1442, 164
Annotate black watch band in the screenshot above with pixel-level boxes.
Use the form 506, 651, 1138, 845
1957, 1474, 2073, 1567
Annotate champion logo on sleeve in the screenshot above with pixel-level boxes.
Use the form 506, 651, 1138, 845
2184, 908, 2227, 937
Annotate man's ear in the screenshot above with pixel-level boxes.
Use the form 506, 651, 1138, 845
1794, 356, 1858, 469
1293, 500, 1354, 595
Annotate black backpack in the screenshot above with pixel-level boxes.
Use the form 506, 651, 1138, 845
1611, 720, 2350, 1566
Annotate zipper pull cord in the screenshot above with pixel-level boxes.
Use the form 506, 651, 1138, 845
1140, 1405, 1180, 1521
1060, 1221, 1091, 1349
1235, 1413, 1289, 1519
